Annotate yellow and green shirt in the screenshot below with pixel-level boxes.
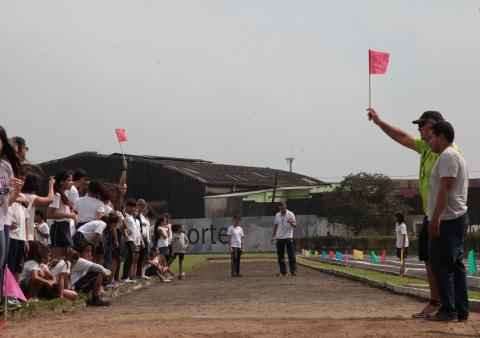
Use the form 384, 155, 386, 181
413, 138, 460, 215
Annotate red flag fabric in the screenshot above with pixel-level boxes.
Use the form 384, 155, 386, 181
328, 251, 335, 259
381, 249, 386, 262
3, 266, 26, 301
369, 49, 390, 74
115, 128, 128, 142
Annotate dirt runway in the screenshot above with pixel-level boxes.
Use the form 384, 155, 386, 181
4, 259, 480, 337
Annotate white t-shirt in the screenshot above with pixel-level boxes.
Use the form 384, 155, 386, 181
157, 226, 169, 248
70, 258, 110, 285
25, 193, 37, 241
65, 185, 79, 205
0, 160, 14, 230
274, 210, 296, 239
78, 220, 107, 243
171, 232, 189, 253
10, 201, 29, 241
428, 146, 468, 221
20, 260, 41, 282
49, 193, 71, 222
227, 225, 244, 248
50, 259, 71, 283
395, 223, 409, 248
124, 213, 141, 245
36, 222, 50, 245
139, 214, 151, 243
166, 223, 173, 244
75, 196, 105, 224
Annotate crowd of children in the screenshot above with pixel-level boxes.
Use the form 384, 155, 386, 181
0, 125, 190, 309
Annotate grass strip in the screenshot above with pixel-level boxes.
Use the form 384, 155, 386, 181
297, 258, 480, 301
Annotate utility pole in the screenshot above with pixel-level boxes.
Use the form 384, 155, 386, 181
285, 157, 294, 172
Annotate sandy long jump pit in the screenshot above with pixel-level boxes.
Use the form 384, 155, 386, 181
5, 259, 480, 337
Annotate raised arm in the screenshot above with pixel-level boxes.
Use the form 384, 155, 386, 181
367, 108, 416, 151
118, 159, 128, 197
34, 176, 56, 206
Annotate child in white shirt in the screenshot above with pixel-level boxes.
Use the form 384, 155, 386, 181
34, 210, 50, 246
170, 224, 189, 280
227, 215, 244, 277
20, 241, 56, 299
71, 241, 111, 306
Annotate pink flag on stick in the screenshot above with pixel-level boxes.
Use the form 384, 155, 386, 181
115, 128, 128, 143
3, 266, 26, 301
369, 49, 390, 74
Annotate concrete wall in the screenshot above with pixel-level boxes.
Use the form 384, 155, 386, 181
172, 215, 350, 253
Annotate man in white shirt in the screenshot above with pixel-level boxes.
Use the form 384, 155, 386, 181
271, 202, 297, 276
427, 121, 469, 322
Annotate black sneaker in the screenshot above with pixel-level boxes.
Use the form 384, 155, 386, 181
291, 272, 297, 276
426, 312, 456, 322
88, 297, 111, 307
236, 274, 242, 277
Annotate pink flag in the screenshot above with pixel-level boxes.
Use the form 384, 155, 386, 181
115, 128, 128, 143
345, 252, 349, 263
3, 266, 26, 301
369, 49, 390, 74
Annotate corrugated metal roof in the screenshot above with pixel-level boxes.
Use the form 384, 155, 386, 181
40, 152, 323, 188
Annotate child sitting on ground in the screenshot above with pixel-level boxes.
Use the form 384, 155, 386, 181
48, 248, 78, 301
142, 248, 171, 283
169, 224, 189, 280
70, 241, 112, 306
19, 241, 57, 299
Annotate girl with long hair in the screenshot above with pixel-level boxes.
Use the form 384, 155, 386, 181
47, 171, 77, 259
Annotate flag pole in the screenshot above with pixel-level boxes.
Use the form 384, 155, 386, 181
368, 73, 371, 108
118, 140, 126, 163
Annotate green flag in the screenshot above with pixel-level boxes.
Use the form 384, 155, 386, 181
371, 250, 379, 263
310, 248, 314, 257
468, 250, 477, 276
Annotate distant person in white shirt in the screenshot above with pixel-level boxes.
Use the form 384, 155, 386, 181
271, 202, 297, 276
227, 215, 244, 277
394, 212, 409, 276
170, 224, 189, 279
65, 169, 87, 205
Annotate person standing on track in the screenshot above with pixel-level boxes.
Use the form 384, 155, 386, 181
394, 212, 409, 276
271, 202, 297, 276
367, 108, 458, 318
227, 215, 244, 277
426, 121, 469, 322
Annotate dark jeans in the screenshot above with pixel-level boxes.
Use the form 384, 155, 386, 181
122, 241, 134, 279
428, 212, 469, 319
276, 238, 296, 275
231, 248, 242, 275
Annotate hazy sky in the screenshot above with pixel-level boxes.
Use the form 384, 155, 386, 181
1, 1, 479, 182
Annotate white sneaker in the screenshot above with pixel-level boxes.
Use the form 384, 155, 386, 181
162, 278, 171, 283
142, 275, 151, 280
122, 278, 135, 283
